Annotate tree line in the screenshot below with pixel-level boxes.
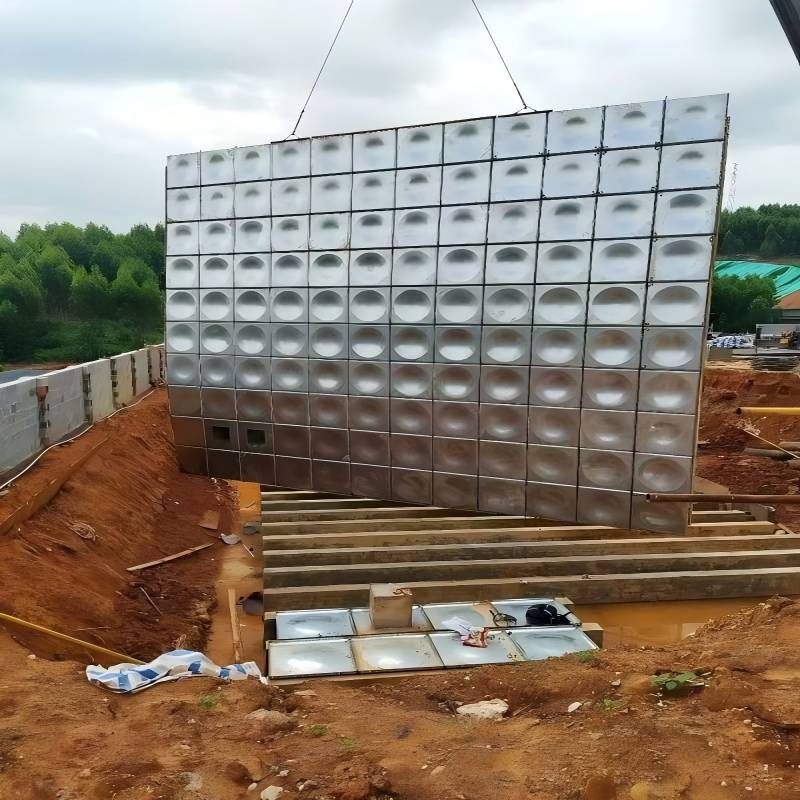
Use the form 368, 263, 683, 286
0, 222, 163, 363
718, 204, 800, 259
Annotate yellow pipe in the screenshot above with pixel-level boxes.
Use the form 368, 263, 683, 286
0, 611, 144, 665
736, 407, 800, 416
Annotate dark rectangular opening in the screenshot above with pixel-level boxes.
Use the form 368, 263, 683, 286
212, 425, 231, 442
247, 428, 267, 446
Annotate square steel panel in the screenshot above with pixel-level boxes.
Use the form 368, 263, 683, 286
311, 394, 348, 428
234, 181, 270, 217
201, 387, 236, 420
527, 444, 578, 485
578, 448, 633, 491
630, 493, 689, 534
272, 391, 310, 425
395, 166, 442, 207
199, 255, 233, 289
484, 285, 534, 325
275, 455, 312, 489
166, 256, 200, 289
433, 437, 478, 475
650, 236, 713, 282
175, 445, 207, 475
311, 459, 351, 494
172, 416, 205, 448
272, 139, 311, 178
239, 421, 273, 454
310, 176, 352, 213
491, 158, 543, 202
390, 362, 433, 399
310, 216, 351, 250
271, 215, 309, 251
391, 288, 435, 325
201, 149, 234, 184
494, 112, 546, 158
429, 630, 525, 667
348, 396, 389, 431
353, 170, 396, 210
390, 398, 433, 435
478, 477, 526, 515
391, 467, 433, 504
536, 241, 590, 283
654, 190, 719, 236
528, 406, 580, 447
233, 145, 270, 184
603, 100, 664, 148
442, 162, 491, 204
235, 217, 271, 251
349, 287, 390, 325
664, 94, 727, 143
311, 133, 353, 174
200, 220, 234, 253
635, 411, 696, 457
531, 327, 585, 368
645, 282, 708, 327
577, 486, 631, 528
598, 148, 659, 194
543, 152, 599, 198
392, 247, 437, 285
641, 326, 704, 371
638, 371, 700, 415
200, 354, 235, 387
350, 250, 391, 286
237, 389, 272, 423
526, 481, 577, 520
271, 323, 308, 359
271, 252, 308, 287
587, 284, 645, 327
582, 369, 639, 411
485, 244, 536, 284
350, 430, 390, 465
534, 285, 587, 326
354, 129, 396, 172
349, 360, 390, 396
352, 633, 443, 672
479, 403, 527, 441
433, 401, 479, 439
479, 440, 526, 480
351, 211, 394, 249
397, 123, 443, 167
309, 359, 348, 395
547, 106, 603, 152
435, 326, 481, 364
633, 453, 693, 494
433, 472, 478, 510
241, 452, 275, 484
530, 366, 582, 407
590, 240, 649, 283
584, 327, 642, 370
268, 638, 355, 679
233, 254, 270, 288
275, 609, 355, 640
274, 424, 310, 458
168, 187, 200, 221
480, 365, 529, 405
351, 463, 390, 499
539, 198, 595, 240
167, 353, 200, 386
167, 153, 199, 188
234, 356, 270, 390
390, 434, 432, 470
207, 448, 241, 480
169, 385, 202, 417
167, 321, 199, 354
422, 601, 497, 630
660, 141, 724, 191
487, 201, 539, 243
433, 364, 480, 402
509, 626, 597, 659
594, 193, 655, 238
167, 222, 199, 255
271, 357, 307, 391
580, 409, 636, 452
439, 204, 488, 245
235, 323, 270, 357
391, 326, 434, 362
444, 117, 493, 162
437, 247, 485, 285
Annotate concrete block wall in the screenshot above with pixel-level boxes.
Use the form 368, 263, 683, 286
112, 352, 135, 407
0, 377, 41, 473
133, 348, 151, 396
37, 365, 86, 444
82, 359, 115, 422
0, 343, 163, 479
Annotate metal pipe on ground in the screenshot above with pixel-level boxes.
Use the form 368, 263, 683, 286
736, 407, 800, 415
647, 493, 800, 504
0, 611, 144, 665
743, 447, 798, 460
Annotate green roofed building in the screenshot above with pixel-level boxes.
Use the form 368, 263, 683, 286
714, 260, 800, 323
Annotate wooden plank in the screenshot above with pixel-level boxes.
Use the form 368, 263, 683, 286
690, 510, 753, 523
261, 497, 408, 511
0, 436, 109, 537
260, 506, 467, 523
262, 515, 549, 535
227, 588, 243, 662
688, 521, 776, 536
263, 549, 800, 588
264, 534, 800, 567
262, 566, 800, 610
126, 542, 215, 572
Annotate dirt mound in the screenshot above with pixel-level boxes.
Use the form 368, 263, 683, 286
2, 598, 800, 799
0, 391, 233, 661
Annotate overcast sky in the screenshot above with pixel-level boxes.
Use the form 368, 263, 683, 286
0, 0, 797, 235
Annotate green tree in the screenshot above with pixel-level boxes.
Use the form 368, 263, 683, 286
710, 275, 779, 332
760, 224, 785, 259
35, 245, 74, 314
70, 266, 112, 320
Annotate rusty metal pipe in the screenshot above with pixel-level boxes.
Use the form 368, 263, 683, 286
736, 406, 800, 416
647, 493, 800, 504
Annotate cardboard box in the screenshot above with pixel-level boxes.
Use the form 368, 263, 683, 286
369, 584, 413, 629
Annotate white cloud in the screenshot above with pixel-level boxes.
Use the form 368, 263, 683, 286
0, 0, 796, 235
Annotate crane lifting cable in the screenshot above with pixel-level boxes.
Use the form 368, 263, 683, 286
284, 0, 534, 139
